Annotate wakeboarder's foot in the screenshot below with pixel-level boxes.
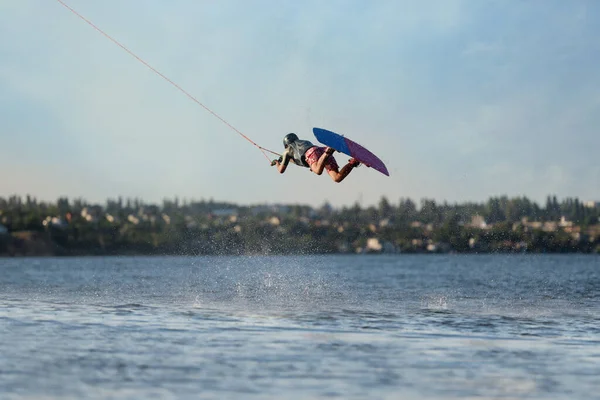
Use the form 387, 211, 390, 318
349, 158, 361, 168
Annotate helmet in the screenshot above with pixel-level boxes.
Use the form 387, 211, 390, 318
283, 133, 299, 148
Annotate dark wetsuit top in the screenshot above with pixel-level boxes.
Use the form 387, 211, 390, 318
284, 139, 315, 168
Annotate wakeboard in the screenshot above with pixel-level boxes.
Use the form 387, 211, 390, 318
313, 127, 390, 176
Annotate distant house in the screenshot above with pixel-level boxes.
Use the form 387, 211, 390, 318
379, 218, 391, 228
427, 242, 451, 253
559, 216, 573, 228
314, 219, 330, 227
542, 222, 558, 232
412, 239, 424, 247
105, 214, 120, 223
585, 225, 600, 241
364, 238, 398, 254
268, 216, 280, 226
42, 217, 68, 229
81, 206, 102, 222
366, 238, 382, 252
524, 220, 543, 230
469, 215, 488, 229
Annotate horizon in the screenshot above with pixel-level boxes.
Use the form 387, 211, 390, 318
1, 192, 598, 212
1, 1, 599, 208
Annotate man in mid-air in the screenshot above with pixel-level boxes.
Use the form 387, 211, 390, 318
271, 133, 360, 183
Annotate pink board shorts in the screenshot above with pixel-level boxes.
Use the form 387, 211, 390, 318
304, 146, 339, 172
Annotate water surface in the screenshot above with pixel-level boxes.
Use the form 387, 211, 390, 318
1, 255, 599, 399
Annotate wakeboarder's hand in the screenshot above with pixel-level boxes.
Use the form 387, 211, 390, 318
271, 156, 283, 166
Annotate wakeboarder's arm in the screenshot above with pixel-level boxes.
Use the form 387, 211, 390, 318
272, 149, 292, 174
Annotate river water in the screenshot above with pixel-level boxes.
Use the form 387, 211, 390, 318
1, 254, 599, 399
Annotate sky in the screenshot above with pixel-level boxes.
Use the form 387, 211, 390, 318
1, 0, 599, 208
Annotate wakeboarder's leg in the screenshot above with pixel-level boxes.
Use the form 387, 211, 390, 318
310, 147, 335, 175
328, 158, 360, 183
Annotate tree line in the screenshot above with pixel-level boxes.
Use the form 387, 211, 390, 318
0, 194, 599, 256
